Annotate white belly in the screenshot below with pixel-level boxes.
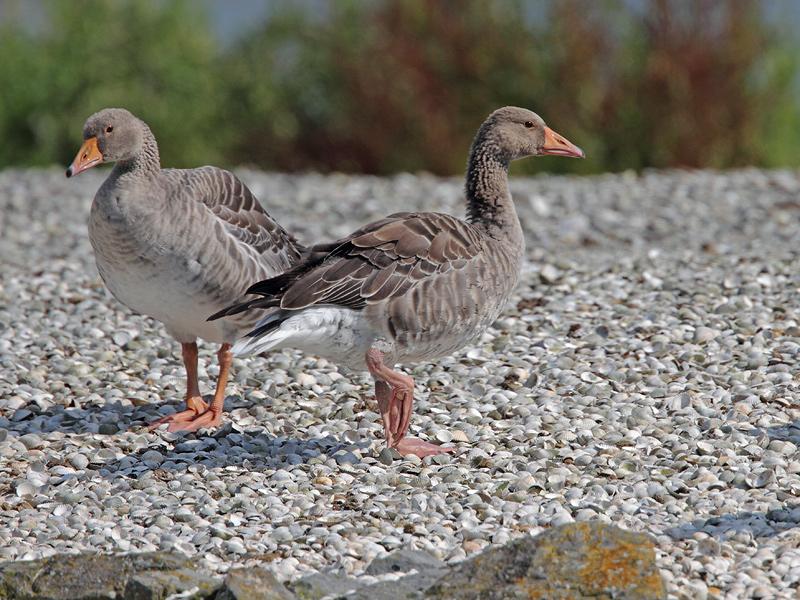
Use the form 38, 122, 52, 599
89, 199, 248, 344
97, 256, 232, 344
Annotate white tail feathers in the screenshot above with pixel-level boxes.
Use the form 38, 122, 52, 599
230, 309, 290, 356
230, 306, 372, 370
231, 328, 292, 356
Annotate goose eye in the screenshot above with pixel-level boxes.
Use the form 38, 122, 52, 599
105, 126, 114, 134
524, 121, 534, 129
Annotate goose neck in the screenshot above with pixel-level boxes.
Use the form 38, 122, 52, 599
465, 139, 524, 250
113, 125, 161, 178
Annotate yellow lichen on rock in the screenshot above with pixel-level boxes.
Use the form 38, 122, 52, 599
425, 522, 666, 600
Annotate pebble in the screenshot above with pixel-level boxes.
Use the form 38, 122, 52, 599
435, 430, 453, 443
98, 423, 119, 435
15, 482, 36, 498
1, 168, 799, 599
68, 453, 90, 470
693, 327, 718, 343
378, 448, 397, 466
141, 450, 164, 466
19, 434, 43, 449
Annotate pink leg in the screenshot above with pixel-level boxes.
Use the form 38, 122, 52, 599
164, 344, 232, 432
149, 344, 231, 432
374, 378, 414, 447
147, 342, 209, 430
366, 347, 454, 458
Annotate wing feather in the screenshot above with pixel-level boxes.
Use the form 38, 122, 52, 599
253, 212, 484, 312
179, 167, 303, 270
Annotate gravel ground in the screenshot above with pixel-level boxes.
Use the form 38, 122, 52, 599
1, 167, 800, 599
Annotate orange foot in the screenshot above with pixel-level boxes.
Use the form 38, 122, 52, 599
161, 407, 223, 432
147, 396, 213, 431
393, 437, 455, 458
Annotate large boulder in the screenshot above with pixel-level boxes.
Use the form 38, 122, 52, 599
341, 548, 447, 600
424, 522, 666, 600
0, 552, 220, 600
217, 567, 296, 600
290, 571, 359, 599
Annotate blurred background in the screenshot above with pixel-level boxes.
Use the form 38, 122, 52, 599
1, 0, 799, 176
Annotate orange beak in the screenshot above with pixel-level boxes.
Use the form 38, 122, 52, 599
541, 126, 584, 158
66, 137, 103, 178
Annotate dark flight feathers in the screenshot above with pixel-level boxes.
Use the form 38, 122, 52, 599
208, 211, 483, 322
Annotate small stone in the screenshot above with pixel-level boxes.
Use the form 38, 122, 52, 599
462, 540, 484, 554
378, 447, 396, 466
112, 331, 131, 347
15, 481, 36, 497
98, 422, 119, 435
68, 453, 90, 470
435, 430, 453, 443
540, 264, 560, 283
334, 451, 358, 466
296, 372, 316, 387
19, 434, 43, 449
10, 409, 32, 422
141, 450, 164, 466
272, 527, 293, 543
225, 539, 247, 554
693, 327, 718, 343
696, 441, 715, 455
450, 430, 470, 443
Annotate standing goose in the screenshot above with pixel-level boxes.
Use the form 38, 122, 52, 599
209, 107, 583, 457
66, 108, 304, 431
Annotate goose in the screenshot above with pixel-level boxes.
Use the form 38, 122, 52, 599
66, 108, 304, 431
209, 107, 583, 457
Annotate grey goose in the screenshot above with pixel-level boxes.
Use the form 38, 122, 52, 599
66, 108, 303, 431
210, 107, 584, 457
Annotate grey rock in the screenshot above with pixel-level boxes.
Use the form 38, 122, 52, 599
340, 569, 444, 600
377, 447, 397, 466
424, 522, 666, 600
365, 549, 445, 576
125, 568, 219, 599
290, 571, 359, 600
218, 567, 296, 600
334, 451, 358, 466
98, 422, 119, 435
0, 551, 220, 600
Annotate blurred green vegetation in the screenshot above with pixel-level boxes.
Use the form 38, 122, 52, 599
1, 0, 798, 175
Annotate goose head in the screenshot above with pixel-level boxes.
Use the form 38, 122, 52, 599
66, 108, 146, 177
482, 106, 584, 161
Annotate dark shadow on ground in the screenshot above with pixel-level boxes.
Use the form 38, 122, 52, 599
757, 420, 800, 443
93, 427, 371, 479
1, 394, 375, 476
0, 395, 247, 436
667, 504, 800, 541
2, 398, 143, 436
